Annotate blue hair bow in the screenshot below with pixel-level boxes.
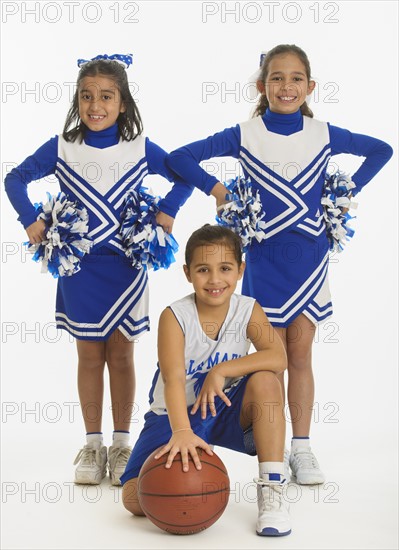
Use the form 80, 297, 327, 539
77, 53, 133, 69
259, 51, 267, 67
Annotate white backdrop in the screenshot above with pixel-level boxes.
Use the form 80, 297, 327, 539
1, 2, 398, 549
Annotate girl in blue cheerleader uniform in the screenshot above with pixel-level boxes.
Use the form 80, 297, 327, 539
167, 44, 393, 484
4, 54, 193, 486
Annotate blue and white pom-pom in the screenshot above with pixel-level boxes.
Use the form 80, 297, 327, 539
25, 192, 93, 278
215, 176, 267, 252
120, 186, 179, 271
321, 170, 357, 253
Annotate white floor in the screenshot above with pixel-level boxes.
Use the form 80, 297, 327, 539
2, 416, 398, 550
2, 242, 398, 549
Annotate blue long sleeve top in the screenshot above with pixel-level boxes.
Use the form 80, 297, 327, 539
5, 124, 194, 228
167, 109, 393, 197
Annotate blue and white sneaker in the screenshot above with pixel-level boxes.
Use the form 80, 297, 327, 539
255, 474, 291, 537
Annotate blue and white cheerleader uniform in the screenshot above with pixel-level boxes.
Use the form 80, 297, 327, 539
121, 292, 257, 483
167, 109, 393, 327
5, 124, 193, 340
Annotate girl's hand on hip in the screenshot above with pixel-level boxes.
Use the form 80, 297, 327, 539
191, 369, 231, 420
210, 182, 229, 211
156, 211, 174, 234
154, 430, 213, 472
26, 219, 46, 244
342, 193, 353, 214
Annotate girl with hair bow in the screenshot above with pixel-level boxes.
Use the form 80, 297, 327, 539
4, 53, 193, 486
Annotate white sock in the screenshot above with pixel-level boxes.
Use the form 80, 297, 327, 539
291, 437, 310, 451
259, 461, 285, 479
112, 431, 130, 447
86, 432, 103, 449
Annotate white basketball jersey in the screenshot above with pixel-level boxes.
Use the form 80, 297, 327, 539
149, 293, 256, 415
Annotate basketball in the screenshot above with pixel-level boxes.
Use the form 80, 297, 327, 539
137, 447, 230, 535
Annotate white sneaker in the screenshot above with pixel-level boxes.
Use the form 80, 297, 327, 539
255, 474, 291, 537
289, 447, 325, 485
74, 444, 107, 485
284, 448, 291, 482
108, 445, 132, 486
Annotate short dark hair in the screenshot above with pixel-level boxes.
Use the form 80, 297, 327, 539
62, 59, 143, 142
185, 225, 243, 267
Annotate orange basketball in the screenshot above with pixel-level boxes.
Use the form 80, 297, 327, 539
138, 447, 230, 535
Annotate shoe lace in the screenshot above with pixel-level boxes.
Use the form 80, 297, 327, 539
254, 478, 285, 512
73, 445, 102, 467
292, 449, 319, 469
108, 446, 131, 468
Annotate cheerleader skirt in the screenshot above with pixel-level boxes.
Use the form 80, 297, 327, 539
55, 252, 149, 341
242, 230, 333, 328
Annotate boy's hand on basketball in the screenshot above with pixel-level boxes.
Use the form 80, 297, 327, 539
26, 219, 46, 244
155, 211, 174, 234
154, 431, 213, 472
191, 369, 231, 420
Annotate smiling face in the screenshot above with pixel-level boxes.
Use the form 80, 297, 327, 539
78, 74, 126, 131
259, 53, 315, 114
183, 242, 244, 309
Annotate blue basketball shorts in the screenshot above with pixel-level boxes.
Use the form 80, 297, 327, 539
120, 375, 256, 484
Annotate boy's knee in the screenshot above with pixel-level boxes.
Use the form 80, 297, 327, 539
247, 371, 281, 397
252, 371, 284, 400
122, 479, 145, 516
123, 498, 145, 517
